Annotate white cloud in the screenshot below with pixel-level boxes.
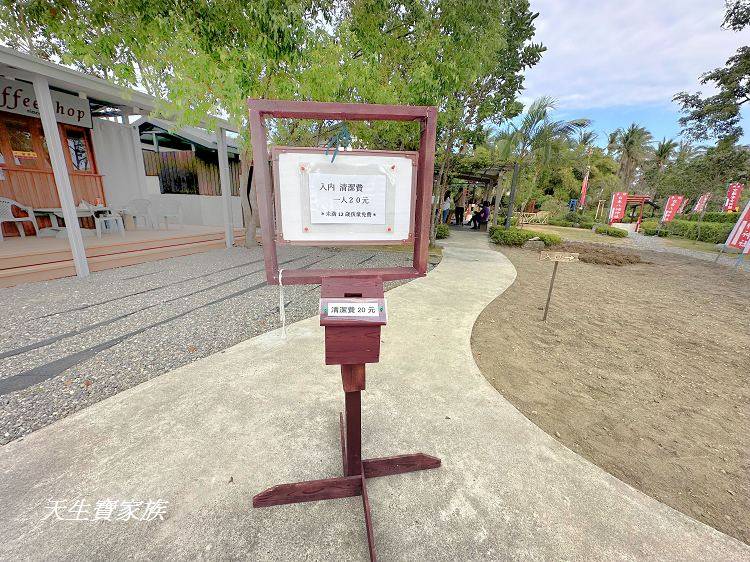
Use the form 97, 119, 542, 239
524, 0, 748, 110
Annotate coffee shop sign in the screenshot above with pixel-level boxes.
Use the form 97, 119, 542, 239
0, 78, 93, 128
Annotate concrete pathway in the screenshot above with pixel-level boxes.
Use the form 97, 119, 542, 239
1, 231, 747, 561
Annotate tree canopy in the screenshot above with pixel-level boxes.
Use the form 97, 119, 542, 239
674, 0, 749, 143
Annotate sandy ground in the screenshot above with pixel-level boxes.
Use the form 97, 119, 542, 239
471, 244, 749, 545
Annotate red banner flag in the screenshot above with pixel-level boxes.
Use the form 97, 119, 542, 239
578, 167, 590, 210
725, 200, 750, 251
662, 195, 684, 223
692, 192, 711, 213
723, 182, 744, 212
608, 191, 628, 224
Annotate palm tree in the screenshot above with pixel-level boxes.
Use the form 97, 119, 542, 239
606, 131, 619, 156
674, 140, 705, 163
577, 129, 598, 148
610, 124, 653, 189
497, 97, 590, 164
653, 137, 678, 171
492, 97, 589, 224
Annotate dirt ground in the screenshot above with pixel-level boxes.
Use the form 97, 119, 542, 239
471, 243, 749, 544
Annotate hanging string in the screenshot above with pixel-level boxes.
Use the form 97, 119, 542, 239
324, 122, 352, 163
278, 269, 287, 339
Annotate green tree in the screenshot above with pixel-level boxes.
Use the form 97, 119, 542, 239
1, 0, 545, 246
652, 138, 679, 172
493, 96, 588, 219
609, 124, 653, 189
673, 1, 749, 143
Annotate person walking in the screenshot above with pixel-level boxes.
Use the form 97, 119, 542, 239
455, 188, 466, 226
441, 192, 451, 224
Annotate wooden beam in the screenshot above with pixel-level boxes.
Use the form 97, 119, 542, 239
32, 75, 89, 278
248, 98, 430, 121
217, 127, 234, 248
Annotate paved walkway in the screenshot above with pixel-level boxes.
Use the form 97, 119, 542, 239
1, 231, 747, 560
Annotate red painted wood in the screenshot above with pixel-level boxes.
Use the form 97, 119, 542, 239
345, 391, 362, 476
248, 99, 431, 121
360, 474, 377, 562
320, 275, 385, 299
363, 453, 442, 478
252, 475, 362, 507
413, 107, 437, 274
325, 326, 381, 365
247, 99, 436, 285
341, 364, 366, 392
282, 267, 420, 286
248, 107, 279, 284
339, 412, 348, 476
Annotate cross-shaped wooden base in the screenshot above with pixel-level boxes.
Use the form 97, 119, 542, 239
253, 364, 441, 561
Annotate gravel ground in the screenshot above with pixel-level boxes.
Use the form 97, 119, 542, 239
0, 245, 439, 445
626, 230, 746, 268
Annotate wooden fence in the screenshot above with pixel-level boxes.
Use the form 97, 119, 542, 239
142, 150, 241, 197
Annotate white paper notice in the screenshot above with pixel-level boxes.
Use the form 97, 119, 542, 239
309, 172, 387, 225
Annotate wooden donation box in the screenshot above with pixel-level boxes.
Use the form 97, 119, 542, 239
320, 276, 386, 365
248, 99, 440, 562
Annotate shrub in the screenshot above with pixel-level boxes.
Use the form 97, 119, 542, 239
535, 231, 563, 246
638, 219, 732, 243
435, 223, 450, 239
640, 221, 660, 236
667, 219, 698, 239
680, 212, 739, 223
491, 227, 536, 246
548, 217, 594, 230
490, 228, 561, 247
548, 218, 573, 227
594, 224, 628, 238
694, 222, 734, 244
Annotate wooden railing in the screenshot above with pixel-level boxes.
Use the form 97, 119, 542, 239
0, 166, 106, 236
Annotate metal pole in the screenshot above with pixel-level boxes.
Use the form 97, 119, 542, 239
542, 261, 558, 322
504, 162, 520, 229
696, 207, 706, 241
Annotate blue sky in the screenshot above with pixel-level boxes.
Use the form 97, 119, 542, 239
523, 0, 749, 146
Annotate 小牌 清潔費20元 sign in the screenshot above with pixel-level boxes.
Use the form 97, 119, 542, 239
309, 172, 387, 225
0, 77, 93, 128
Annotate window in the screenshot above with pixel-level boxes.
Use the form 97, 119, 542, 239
66, 129, 90, 171
6, 121, 37, 165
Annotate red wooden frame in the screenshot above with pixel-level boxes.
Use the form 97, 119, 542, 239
248, 99, 437, 286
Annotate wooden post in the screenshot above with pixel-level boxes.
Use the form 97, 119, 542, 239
217, 127, 234, 248
32, 76, 90, 278
129, 114, 150, 199
543, 261, 558, 322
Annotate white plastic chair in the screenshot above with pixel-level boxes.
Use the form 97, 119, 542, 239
80, 201, 124, 238
0, 197, 39, 241
126, 198, 156, 229
155, 200, 182, 230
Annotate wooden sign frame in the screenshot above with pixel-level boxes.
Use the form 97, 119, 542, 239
248, 99, 438, 286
